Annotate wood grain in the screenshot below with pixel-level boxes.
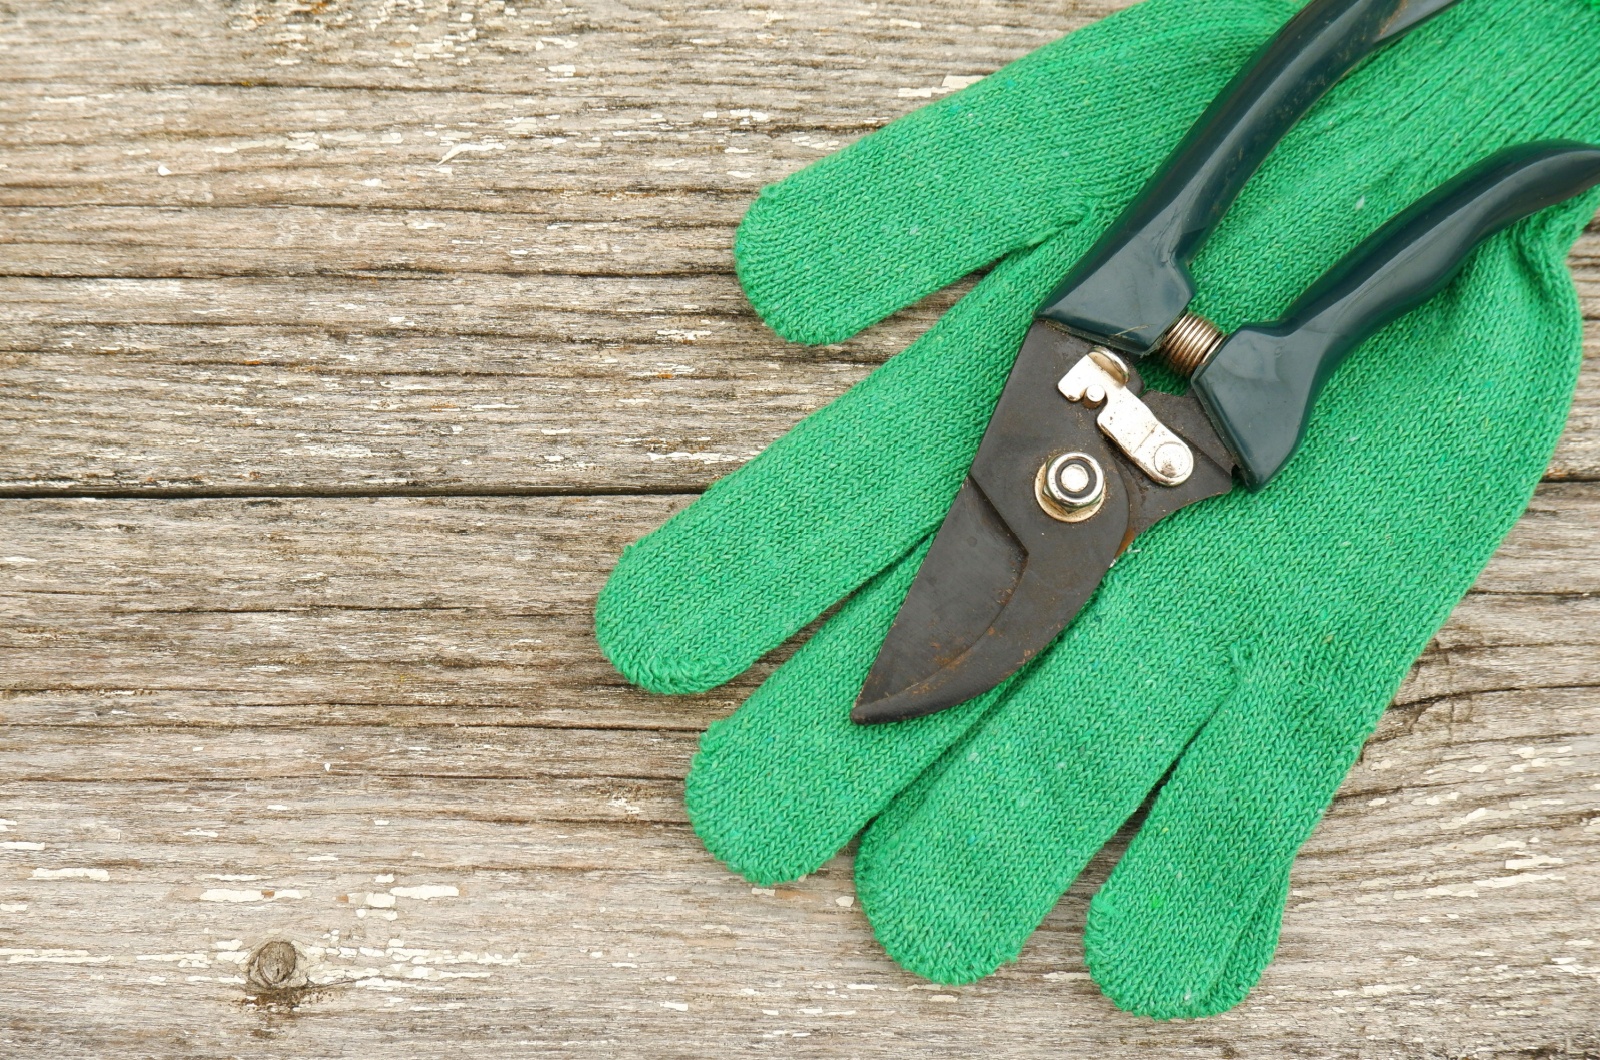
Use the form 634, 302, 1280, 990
2, 0, 1597, 1056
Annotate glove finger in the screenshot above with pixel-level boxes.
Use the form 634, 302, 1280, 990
851, 559, 1249, 985
1088, 858, 1293, 1020
1191, 865, 1292, 1018
597, 231, 1094, 695
1082, 659, 1362, 1019
737, 0, 1297, 345
685, 536, 1010, 885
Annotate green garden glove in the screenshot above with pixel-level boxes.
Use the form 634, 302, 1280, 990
596, 0, 1600, 1019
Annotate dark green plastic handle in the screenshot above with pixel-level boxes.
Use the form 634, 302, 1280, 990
1192, 142, 1600, 490
1037, 0, 1459, 355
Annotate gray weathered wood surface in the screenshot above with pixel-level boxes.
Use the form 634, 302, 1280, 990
1, 0, 1597, 1056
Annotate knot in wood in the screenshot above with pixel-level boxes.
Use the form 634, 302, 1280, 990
246, 939, 300, 990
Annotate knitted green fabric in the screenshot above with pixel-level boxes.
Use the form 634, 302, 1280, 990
595, 0, 1600, 1020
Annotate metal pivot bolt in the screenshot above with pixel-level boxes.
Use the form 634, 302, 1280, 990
1036, 451, 1106, 522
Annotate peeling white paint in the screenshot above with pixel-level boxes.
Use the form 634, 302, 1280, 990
32, 867, 109, 881
438, 140, 505, 164
646, 451, 739, 464
1476, 873, 1564, 890
353, 976, 408, 990
198, 888, 305, 903
1420, 884, 1481, 898
390, 885, 458, 900
656, 328, 712, 343
1443, 807, 1499, 829
4, 949, 112, 965
897, 74, 985, 99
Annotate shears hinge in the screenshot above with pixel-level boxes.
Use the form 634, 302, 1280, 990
1058, 348, 1194, 486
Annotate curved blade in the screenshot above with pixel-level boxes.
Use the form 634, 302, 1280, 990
852, 323, 1235, 724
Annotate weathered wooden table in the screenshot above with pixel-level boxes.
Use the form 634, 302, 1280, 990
3, 1, 1597, 1055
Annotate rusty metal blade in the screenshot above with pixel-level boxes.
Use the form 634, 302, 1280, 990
851, 322, 1235, 724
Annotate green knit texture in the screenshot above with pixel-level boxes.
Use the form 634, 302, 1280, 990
595, 0, 1600, 1020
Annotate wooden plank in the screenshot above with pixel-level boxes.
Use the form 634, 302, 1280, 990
2, 269, 1597, 495
0, 0, 1090, 91
0, 489, 1595, 711
2, 493, 1598, 1055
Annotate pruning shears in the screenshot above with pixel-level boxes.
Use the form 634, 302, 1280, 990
853, 0, 1600, 724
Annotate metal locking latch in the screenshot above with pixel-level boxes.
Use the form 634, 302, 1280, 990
1058, 347, 1194, 486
